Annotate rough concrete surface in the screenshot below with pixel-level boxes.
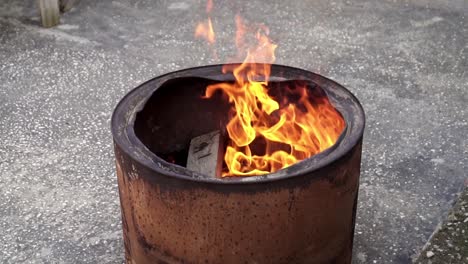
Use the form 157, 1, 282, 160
0, 0, 466, 263
415, 186, 468, 264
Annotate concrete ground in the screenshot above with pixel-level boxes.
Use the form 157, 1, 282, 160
0, 0, 466, 263
415, 186, 468, 263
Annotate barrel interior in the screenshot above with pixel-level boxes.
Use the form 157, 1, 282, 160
134, 76, 339, 168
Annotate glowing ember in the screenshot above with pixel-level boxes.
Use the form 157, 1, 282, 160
195, 1, 345, 176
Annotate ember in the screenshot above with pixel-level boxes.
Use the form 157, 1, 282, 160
195, 2, 345, 176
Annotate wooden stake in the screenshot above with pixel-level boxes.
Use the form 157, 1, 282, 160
38, 0, 60, 28
187, 130, 224, 178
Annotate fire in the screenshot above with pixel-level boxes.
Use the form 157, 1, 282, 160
195, 18, 215, 44
195, 0, 215, 44
196, 1, 345, 176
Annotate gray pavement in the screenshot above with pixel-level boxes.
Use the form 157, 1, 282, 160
0, 0, 467, 263
415, 186, 468, 263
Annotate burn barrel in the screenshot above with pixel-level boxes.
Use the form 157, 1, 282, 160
111, 64, 365, 264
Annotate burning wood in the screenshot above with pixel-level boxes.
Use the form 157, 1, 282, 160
186, 130, 224, 178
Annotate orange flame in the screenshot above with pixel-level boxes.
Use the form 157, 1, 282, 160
206, 0, 213, 13
195, 0, 215, 45
196, 5, 345, 176
195, 18, 215, 45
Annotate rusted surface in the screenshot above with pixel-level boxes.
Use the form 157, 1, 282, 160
114, 141, 361, 264
111, 64, 365, 263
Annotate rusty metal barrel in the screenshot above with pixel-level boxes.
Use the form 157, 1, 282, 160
111, 64, 365, 264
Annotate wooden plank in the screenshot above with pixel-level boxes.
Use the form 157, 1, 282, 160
186, 130, 223, 178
